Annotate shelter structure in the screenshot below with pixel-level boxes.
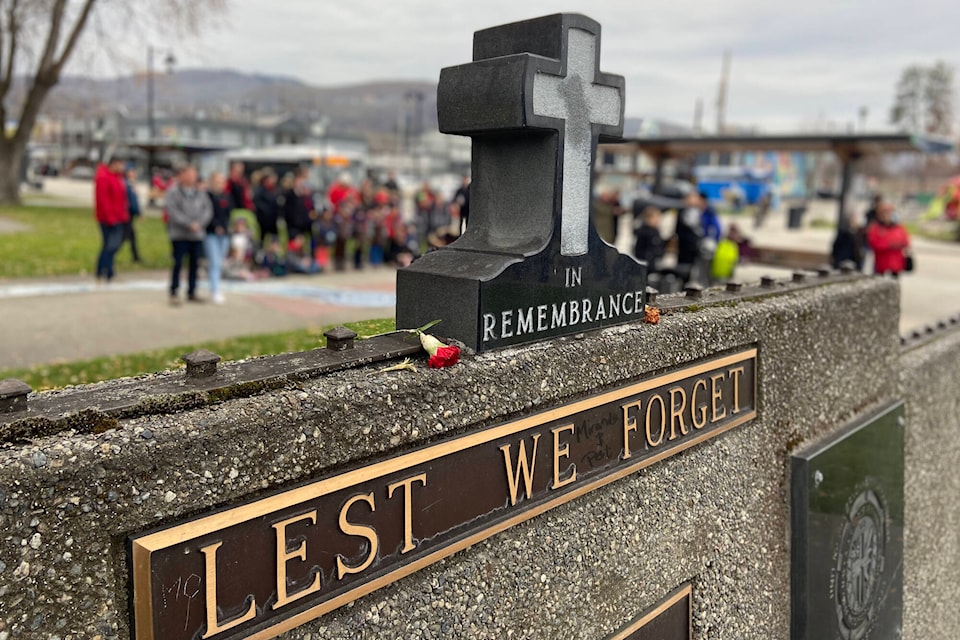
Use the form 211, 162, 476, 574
602, 133, 955, 226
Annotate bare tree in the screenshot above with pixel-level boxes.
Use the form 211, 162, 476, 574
890, 61, 956, 136
925, 61, 954, 136
0, 0, 226, 205
890, 65, 926, 134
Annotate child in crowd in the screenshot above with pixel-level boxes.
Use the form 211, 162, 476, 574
224, 217, 259, 281
286, 236, 320, 274
260, 240, 286, 277
386, 222, 419, 267
313, 209, 338, 271
711, 228, 742, 282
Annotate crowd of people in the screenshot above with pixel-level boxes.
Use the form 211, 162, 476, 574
93, 160, 915, 306
602, 186, 913, 291
608, 190, 756, 291
93, 160, 471, 305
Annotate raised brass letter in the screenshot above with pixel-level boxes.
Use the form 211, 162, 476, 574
710, 373, 727, 423
271, 511, 321, 611
621, 401, 640, 459
499, 434, 541, 506
691, 378, 708, 429
387, 473, 428, 554
729, 366, 745, 414
551, 424, 577, 489
645, 394, 666, 447
620, 402, 640, 460
668, 386, 689, 440
336, 493, 379, 579
200, 541, 257, 637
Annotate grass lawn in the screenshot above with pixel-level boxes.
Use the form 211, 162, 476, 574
0, 318, 396, 391
0, 204, 333, 278
808, 218, 836, 230
802, 217, 958, 242
0, 205, 175, 278
905, 221, 957, 242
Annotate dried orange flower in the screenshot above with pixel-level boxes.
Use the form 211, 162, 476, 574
643, 305, 660, 324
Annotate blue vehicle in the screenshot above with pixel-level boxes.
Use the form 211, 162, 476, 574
693, 165, 774, 206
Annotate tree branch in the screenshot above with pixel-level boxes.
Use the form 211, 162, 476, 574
35, 0, 67, 81
0, 0, 19, 100
0, 0, 20, 136
0, 3, 6, 91
51, 0, 96, 77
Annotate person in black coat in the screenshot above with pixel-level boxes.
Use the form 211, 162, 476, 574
453, 175, 470, 234
831, 213, 865, 271
634, 206, 665, 272
674, 193, 704, 284
252, 171, 281, 247
282, 169, 315, 244
122, 168, 142, 262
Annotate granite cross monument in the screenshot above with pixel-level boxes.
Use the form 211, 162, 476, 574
396, 13, 648, 351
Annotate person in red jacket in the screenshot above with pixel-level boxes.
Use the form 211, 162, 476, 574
94, 158, 130, 282
866, 202, 910, 276
327, 173, 354, 212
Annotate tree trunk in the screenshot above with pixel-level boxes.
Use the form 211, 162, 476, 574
0, 141, 25, 206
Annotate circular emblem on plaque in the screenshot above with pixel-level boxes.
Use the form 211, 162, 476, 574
833, 487, 886, 640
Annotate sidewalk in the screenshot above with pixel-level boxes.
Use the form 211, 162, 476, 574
727, 211, 960, 334
0, 269, 397, 369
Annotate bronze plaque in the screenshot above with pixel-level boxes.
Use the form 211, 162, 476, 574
608, 584, 692, 640
130, 348, 756, 640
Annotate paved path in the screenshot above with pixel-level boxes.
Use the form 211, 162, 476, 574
0, 270, 396, 369
25, 176, 103, 208
0, 217, 30, 234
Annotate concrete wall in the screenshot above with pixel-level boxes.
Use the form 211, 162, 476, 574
901, 329, 960, 639
0, 277, 950, 639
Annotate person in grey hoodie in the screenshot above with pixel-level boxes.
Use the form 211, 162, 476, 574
166, 165, 213, 305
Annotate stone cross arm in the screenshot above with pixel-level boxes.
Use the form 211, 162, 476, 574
437, 13, 624, 140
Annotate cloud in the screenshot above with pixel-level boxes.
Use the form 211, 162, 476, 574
77, 0, 960, 133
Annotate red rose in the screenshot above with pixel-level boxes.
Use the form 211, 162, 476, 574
428, 345, 460, 368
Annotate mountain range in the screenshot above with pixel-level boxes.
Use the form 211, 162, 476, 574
30, 68, 439, 137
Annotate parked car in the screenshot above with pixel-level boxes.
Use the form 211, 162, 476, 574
68, 166, 94, 180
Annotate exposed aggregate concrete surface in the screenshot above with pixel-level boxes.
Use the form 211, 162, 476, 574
0, 278, 912, 639
900, 329, 960, 639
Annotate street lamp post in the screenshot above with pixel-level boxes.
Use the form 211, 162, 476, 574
405, 90, 425, 179
146, 46, 176, 175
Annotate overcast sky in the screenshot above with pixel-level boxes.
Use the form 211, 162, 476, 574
113, 0, 960, 133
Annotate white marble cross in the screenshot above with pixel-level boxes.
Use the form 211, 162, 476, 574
532, 28, 622, 257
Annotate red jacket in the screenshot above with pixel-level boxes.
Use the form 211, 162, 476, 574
328, 182, 354, 210
866, 221, 909, 274
94, 165, 129, 226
